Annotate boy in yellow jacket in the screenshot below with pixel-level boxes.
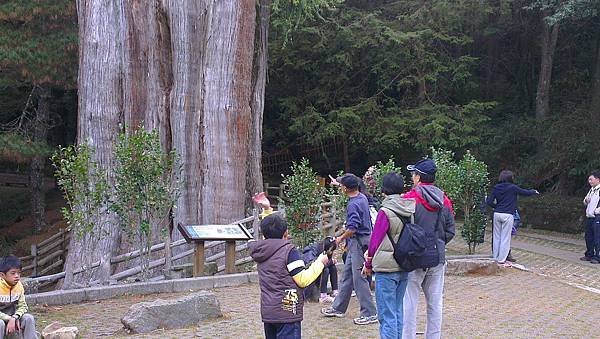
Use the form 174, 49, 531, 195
0, 256, 36, 339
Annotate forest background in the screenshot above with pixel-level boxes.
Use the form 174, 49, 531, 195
1, 0, 599, 254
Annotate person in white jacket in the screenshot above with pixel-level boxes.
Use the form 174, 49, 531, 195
581, 170, 600, 264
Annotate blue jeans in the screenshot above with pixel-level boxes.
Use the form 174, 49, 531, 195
263, 321, 301, 339
375, 271, 409, 339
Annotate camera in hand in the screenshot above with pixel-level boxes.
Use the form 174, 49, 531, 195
323, 236, 337, 259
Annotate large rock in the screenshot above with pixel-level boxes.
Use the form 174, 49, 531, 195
42, 321, 79, 339
446, 259, 498, 276
121, 291, 222, 334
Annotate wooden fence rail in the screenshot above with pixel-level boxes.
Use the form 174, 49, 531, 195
19, 228, 70, 277
25, 198, 346, 286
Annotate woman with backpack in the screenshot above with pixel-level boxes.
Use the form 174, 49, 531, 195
362, 172, 416, 339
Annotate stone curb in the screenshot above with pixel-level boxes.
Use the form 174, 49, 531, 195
27, 272, 258, 306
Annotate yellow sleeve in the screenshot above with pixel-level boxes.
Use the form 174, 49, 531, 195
259, 208, 274, 220
15, 293, 28, 318
291, 253, 326, 288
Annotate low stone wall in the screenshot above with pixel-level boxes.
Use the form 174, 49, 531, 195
27, 272, 259, 306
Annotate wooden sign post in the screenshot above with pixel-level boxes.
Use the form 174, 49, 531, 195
178, 223, 253, 277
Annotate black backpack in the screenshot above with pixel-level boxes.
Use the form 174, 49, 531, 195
386, 208, 442, 272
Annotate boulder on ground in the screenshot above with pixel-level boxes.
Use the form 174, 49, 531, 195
42, 321, 79, 339
121, 291, 222, 334
446, 258, 498, 276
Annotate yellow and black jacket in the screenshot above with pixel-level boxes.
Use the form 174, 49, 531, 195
0, 278, 28, 321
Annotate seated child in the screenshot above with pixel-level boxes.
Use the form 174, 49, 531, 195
0, 256, 36, 339
248, 214, 329, 339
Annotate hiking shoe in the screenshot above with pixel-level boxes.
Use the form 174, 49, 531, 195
319, 295, 334, 303
321, 307, 345, 317
353, 315, 378, 325
580, 256, 593, 262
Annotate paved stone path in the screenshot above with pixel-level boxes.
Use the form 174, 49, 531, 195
31, 227, 600, 338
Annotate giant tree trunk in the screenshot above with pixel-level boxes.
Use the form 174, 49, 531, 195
535, 13, 559, 120
591, 36, 600, 120
63, 0, 125, 289
246, 0, 270, 210
29, 84, 50, 233
64, 0, 259, 287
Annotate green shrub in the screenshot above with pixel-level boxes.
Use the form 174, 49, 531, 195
282, 158, 324, 249
433, 148, 489, 254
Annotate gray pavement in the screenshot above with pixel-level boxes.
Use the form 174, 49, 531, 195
31, 227, 600, 338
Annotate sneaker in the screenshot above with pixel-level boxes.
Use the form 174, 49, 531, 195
319, 295, 334, 303
321, 307, 345, 317
353, 315, 378, 325
580, 256, 592, 262
497, 261, 512, 268
506, 255, 517, 263
591, 258, 600, 264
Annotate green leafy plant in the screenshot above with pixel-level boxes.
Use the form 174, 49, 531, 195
282, 158, 324, 249
52, 142, 109, 284
111, 126, 182, 280
433, 148, 489, 254
51, 143, 109, 239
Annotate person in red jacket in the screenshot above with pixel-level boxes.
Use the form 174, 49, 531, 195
401, 159, 456, 339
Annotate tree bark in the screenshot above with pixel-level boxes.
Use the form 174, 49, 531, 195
591, 36, 600, 120
535, 12, 559, 120
63, 0, 125, 288
246, 0, 270, 210
64, 0, 259, 286
29, 85, 50, 233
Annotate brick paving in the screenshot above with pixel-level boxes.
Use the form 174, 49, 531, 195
31, 228, 600, 338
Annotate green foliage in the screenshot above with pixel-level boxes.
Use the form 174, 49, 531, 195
0, 0, 77, 87
266, 0, 496, 161
0, 132, 52, 162
433, 148, 489, 254
362, 158, 403, 203
270, 0, 343, 45
282, 158, 324, 248
111, 126, 181, 280
51, 143, 109, 239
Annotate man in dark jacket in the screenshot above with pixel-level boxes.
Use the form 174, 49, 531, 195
401, 159, 455, 339
248, 213, 329, 339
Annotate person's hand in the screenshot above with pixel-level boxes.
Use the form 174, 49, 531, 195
6, 318, 17, 334
585, 196, 591, 204
329, 175, 340, 187
332, 258, 337, 265
534, 190, 540, 195
252, 192, 271, 209
320, 255, 329, 266
361, 265, 372, 278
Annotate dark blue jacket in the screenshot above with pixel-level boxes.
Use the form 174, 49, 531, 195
346, 193, 372, 236
486, 183, 536, 214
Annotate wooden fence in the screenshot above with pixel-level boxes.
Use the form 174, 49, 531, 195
26, 197, 346, 286
19, 228, 70, 277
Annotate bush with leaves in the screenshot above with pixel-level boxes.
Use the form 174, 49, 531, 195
433, 148, 489, 254
111, 127, 181, 280
52, 142, 109, 283
282, 158, 324, 249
